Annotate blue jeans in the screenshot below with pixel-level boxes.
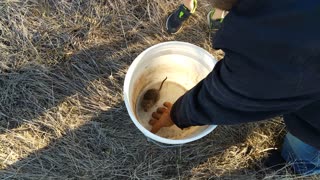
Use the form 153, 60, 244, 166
281, 133, 320, 175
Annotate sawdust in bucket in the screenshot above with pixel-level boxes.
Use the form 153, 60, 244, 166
136, 80, 204, 139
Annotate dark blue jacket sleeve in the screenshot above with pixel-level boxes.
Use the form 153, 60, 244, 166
170, 57, 292, 128
170, 54, 318, 129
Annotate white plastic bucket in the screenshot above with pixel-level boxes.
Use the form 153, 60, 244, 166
124, 41, 218, 145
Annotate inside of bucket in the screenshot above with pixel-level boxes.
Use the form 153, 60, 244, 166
132, 52, 212, 140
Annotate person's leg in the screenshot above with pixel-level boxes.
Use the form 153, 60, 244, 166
281, 132, 320, 175
183, 0, 196, 13
165, 0, 197, 34
210, 9, 225, 20
282, 101, 320, 175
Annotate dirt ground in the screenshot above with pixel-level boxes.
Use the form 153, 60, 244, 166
0, 0, 319, 179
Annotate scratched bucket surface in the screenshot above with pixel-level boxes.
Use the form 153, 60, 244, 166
124, 41, 218, 145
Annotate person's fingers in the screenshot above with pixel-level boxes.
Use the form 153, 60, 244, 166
152, 112, 161, 119
157, 107, 166, 113
164, 102, 172, 108
151, 123, 161, 133
149, 118, 157, 126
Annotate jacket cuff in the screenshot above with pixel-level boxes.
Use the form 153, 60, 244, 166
170, 96, 193, 129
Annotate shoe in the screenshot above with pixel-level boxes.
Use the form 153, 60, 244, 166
166, 4, 192, 34
207, 9, 226, 30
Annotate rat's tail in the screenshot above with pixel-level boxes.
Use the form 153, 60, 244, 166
159, 77, 168, 91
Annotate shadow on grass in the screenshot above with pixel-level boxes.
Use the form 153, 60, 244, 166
1, 104, 256, 179
0, 38, 136, 133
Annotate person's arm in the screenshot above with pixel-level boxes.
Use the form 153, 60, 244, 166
169, 56, 285, 129
149, 56, 272, 133
149, 48, 302, 133
170, 60, 241, 128
149, 56, 280, 132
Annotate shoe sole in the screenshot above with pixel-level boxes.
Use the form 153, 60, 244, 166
207, 10, 214, 29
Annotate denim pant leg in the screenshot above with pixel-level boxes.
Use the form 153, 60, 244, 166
281, 132, 320, 175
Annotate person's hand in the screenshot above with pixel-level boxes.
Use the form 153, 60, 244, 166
149, 102, 174, 133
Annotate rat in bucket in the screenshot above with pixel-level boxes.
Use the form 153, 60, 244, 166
141, 77, 168, 112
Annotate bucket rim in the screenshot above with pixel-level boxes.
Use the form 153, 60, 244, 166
123, 41, 217, 145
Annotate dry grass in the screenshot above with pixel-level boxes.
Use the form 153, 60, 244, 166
0, 0, 319, 179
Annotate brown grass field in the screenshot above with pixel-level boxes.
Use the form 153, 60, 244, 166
0, 0, 319, 179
